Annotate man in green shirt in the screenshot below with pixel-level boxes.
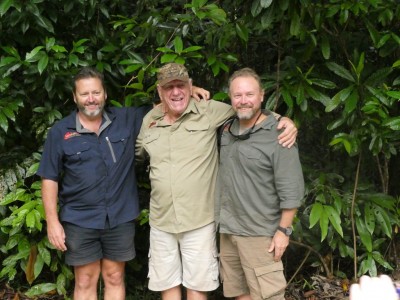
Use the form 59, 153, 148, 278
216, 68, 304, 300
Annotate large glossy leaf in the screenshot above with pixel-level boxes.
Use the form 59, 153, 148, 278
356, 217, 372, 252
326, 62, 355, 82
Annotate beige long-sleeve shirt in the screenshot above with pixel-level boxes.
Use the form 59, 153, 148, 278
136, 98, 233, 233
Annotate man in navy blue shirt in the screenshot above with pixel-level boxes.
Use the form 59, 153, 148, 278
37, 67, 147, 300
37, 67, 209, 300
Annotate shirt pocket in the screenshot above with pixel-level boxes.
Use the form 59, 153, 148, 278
143, 131, 160, 145
184, 121, 210, 132
64, 142, 91, 163
238, 143, 262, 160
105, 129, 131, 163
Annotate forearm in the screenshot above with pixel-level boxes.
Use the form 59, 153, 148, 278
41, 178, 60, 224
279, 208, 297, 228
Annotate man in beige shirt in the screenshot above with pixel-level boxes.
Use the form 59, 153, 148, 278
136, 63, 297, 300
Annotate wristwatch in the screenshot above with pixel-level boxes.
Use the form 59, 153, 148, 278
277, 226, 293, 236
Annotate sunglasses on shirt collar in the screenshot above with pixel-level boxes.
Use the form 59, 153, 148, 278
227, 111, 263, 140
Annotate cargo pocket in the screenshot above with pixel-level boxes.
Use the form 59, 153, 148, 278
209, 248, 220, 282
254, 261, 286, 299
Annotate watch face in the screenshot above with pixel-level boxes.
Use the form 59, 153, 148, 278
286, 227, 293, 235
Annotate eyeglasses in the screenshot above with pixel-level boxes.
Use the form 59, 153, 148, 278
228, 112, 262, 140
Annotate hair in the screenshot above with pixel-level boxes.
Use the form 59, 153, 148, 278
228, 67, 263, 94
73, 67, 105, 94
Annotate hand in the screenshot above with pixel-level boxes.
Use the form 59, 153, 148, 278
277, 117, 297, 148
268, 231, 289, 262
47, 220, 67, 251
191, 86, 210, 101
350, 275, 398, 300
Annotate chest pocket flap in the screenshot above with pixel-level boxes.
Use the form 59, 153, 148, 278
184, 121, 210, 131
107, 129, 130, 143
64, 142, 90, 156
143, 131, 160, 144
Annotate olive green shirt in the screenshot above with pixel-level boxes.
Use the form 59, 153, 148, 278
136, 99, 234, 233
216, 112, 304, 236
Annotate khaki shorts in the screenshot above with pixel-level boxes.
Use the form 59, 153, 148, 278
219, 233, 286, 300
148, 223, 219, 292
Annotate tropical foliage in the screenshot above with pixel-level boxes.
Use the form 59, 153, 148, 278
1, 0, 399, 297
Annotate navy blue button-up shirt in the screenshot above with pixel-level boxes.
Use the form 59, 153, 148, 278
37, 106, 149, 229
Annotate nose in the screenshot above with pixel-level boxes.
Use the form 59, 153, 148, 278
238, 95, 248, 104
87, 93, 96, 101
171, 86, 180, 95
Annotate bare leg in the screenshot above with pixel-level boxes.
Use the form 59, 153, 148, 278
101, 259, 126, 300
162, 285, 181, 300
187, 289, 207, 300
73, 261, 101, 300
236, 295, 252, 300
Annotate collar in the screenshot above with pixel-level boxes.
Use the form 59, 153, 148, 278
72, 109, 113, 134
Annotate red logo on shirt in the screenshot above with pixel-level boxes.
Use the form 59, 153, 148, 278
64, 131, 81, 140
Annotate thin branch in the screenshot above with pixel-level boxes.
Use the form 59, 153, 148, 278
289, 240, 332, 278
351, 153, 362, 281
287, 249, 311, 285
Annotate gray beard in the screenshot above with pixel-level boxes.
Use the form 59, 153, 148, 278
237, 110, 255, 120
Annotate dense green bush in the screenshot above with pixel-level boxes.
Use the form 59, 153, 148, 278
1, 0, 400, 297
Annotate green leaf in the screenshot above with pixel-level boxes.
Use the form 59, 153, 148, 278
383, 117, 400, 130
251, 0, 262, 17
386, 90, 400, 99
56, 273, 67, 296
325, 205, 343, 237
0, 111, 9, 132
321, 36, 330, 60
235, 23, 249, 42
173, 36, 183, 54
207, 8, 227, 25
319, 208, 329, 241
0, 0, 13, 16
26, 210, 37, 228
281, 89, 293, 108
26, 162, 40, 177
373, 205, 392, 238
371, 251, 393, 270
38, 54, 48, 74
376, 33, 391, 49
160, 53, 178, 63
182, 46, 202, 53
364, 204, 376, 235
0, 56, 18, 67
24, 283, 57, 297
304, 86, 330, 105
344, 88, 358, 114
356, 217, 372, 252
309, 203, 323, 228
326, 62, 355, 82
290, 12, 300, 37
25, 46, 44, 62
260, 0, 273, 8
35, 15, 55, 33
33, 253, 44, 279
355, 52, 365, 75
68, 53, 79, 66
38, 243, 51, 266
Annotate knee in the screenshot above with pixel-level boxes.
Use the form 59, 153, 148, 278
103, 269, 124, 287
75, 273, 97, 290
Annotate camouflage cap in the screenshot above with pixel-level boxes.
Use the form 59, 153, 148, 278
157, 63, 190, 86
